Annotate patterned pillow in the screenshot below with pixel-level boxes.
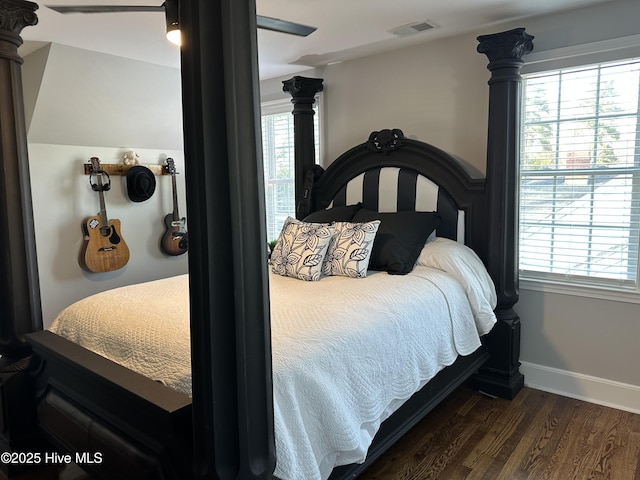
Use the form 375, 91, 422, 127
322, 220, 380, 278
271, 217, 334, 281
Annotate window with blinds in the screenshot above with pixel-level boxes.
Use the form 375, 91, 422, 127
520, 59, 640, 290
261, 101, 320, 241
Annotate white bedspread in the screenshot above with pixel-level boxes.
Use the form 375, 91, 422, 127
50, 247, 496, 480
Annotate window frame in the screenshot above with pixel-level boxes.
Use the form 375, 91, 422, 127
519, 43, 640, 304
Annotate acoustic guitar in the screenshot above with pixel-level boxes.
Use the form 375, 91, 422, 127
160, 158, 188, 256
80, 157, 130, 272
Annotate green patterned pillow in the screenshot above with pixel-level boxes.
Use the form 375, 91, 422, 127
322, 220, 380, 278
271, 217, 334, 281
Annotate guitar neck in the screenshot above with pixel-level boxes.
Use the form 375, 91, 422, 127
171, 173, 180, 221
97, 175, 109, 226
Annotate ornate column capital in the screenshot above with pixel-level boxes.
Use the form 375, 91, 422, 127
477, 27, 533, 66
0, 0, 38, 38
282, 76, 323, 105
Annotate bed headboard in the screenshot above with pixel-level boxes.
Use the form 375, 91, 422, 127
306, 129, 488, 256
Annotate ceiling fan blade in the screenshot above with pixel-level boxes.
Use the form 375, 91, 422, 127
47, 5, 316, 37
256, 15, 316, 37
48, 4, 165, 13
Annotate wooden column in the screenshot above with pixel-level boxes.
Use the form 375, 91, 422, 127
282, 75, 323, 219
472, 28, 533, 399
0, 0, 41, 361
179, 0, 274, 478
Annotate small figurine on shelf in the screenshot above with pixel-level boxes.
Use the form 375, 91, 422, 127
122, 151, 139, 166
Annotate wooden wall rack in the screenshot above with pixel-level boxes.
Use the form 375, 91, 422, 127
83, 163, 169, 176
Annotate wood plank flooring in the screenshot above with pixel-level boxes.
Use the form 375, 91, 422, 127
2, 386, 639, 480
359, 385, 640, 480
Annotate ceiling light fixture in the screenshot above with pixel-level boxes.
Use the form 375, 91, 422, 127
164, 0, 180, 46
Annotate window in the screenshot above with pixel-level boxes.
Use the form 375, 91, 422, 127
261, 99, 320, 242
519, 59, 640, 291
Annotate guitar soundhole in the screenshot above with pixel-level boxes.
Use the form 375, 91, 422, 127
106, 226, 121, 245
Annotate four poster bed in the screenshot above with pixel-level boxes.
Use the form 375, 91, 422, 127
35, 130, 498, 480
0, 3, 532, 479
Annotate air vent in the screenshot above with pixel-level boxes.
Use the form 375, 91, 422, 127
389, 20, 437, 38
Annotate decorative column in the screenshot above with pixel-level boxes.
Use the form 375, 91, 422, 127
0, 2, 41, 473
472, 28, 533, 399
0, 0, 41, 362
282, 75, 323, 219
179, 0, 274, 478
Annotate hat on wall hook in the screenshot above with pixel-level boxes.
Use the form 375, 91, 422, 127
126, 165, 156, 202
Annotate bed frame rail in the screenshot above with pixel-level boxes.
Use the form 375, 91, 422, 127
26, 331, 194, 480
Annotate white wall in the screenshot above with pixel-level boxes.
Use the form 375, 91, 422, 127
263, 0, 640, 411
23, 45, 188, 327
24, 43, 183, 149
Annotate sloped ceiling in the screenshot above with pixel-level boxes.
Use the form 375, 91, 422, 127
23, 43, 183, 149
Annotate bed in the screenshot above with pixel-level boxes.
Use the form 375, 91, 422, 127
0, 4, 532, 479
25, 120, 520, 480
47, 235, 497, 480
27, 128, 502, 480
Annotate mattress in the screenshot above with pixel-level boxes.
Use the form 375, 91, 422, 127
50, 238, 497, 480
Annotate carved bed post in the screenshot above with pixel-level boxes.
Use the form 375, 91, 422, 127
472, 28, 533, 399
0, 0, 41, 362
282, 75, 323, 219
0, 1, 42, 473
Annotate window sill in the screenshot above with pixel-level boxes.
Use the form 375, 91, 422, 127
520, 278, 640, 305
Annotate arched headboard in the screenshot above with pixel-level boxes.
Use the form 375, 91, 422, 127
308, 129, 488, 259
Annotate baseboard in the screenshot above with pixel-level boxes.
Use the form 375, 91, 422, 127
520, 361, 640, 415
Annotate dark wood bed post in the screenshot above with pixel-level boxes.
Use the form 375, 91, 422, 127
471, 28, 533, 399
0, 0, 41, 363
0, 1, 42, 473
282, 75, 323, 219
179, 0, 274, 478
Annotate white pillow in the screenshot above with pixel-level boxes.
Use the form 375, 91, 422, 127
271, 217, 334, 281
322, 220, 380, 278
417, 237, 497, 335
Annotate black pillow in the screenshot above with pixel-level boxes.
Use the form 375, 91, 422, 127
351, 209, 442, 274
303, 203, 363, 223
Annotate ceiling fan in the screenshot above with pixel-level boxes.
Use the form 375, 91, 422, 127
46, 2, 317, 40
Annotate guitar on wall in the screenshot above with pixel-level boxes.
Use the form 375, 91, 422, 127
80, 157, 130, 272
160, 158, 188, 256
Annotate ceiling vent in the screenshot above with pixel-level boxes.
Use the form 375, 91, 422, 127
389, 20, 437, 38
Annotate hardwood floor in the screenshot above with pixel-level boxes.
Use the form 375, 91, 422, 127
2, 386, 639, 480
359, 386, 640, 480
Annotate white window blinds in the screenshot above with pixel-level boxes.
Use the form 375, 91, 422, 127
520, 59, 640, 289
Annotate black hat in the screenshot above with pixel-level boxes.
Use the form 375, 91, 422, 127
126, 166, 156, 202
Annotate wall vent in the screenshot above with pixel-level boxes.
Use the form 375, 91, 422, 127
389, 20, 437, 37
